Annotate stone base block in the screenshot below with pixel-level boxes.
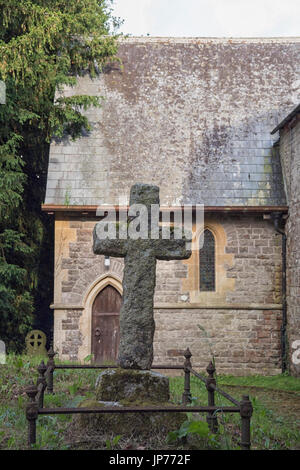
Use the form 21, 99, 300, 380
75, 399, 185, 438
72, 369, 185, 438
95, 369, 170, 404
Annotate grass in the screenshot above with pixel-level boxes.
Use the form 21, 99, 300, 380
171, 373, 300, 450
217, 373, 300, 393
0, 354, 299, 450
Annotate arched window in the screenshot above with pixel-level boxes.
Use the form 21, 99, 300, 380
199, 229, 216, 291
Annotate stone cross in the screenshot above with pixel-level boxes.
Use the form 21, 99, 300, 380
25, 330, 47, 356
93, 183, 191, 370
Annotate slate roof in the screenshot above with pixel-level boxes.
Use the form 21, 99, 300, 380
45, 37, 300, 207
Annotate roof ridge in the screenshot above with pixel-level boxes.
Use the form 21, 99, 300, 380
118, 36, 300, 43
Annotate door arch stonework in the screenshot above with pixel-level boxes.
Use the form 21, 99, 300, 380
77, 275, 123, 362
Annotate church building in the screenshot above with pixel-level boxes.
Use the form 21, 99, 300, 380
42, 37, 300, 376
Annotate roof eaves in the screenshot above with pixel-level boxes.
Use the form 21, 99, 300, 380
271, 103, 300, 134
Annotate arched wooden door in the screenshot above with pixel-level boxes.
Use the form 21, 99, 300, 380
91, 285, 121, 364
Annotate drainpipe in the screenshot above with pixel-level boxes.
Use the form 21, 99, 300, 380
271, 212, 287, 373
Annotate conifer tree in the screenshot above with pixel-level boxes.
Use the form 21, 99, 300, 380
0, 0, 120, 351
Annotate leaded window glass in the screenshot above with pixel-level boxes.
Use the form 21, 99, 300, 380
199, 229, 215, 291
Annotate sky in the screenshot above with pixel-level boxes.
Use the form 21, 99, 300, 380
112, 0, 300, 37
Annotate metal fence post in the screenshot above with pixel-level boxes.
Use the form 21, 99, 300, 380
205, 361, 218, 433
25, 382, 38, 446
240, 395, 253, 450
46, 344, 56, 394
182, 348, 192, 405
37, 360, 47, 408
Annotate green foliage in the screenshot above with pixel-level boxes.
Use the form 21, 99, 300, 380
167, 419, 210, 443
68, 383, 79, 396
83, 354, 93, 363
1, 355, 300, 450
170, 373, 300, 450
105, 435, 122, 450
0, 0, 120, 351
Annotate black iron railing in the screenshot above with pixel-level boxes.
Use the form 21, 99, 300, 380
25, 347, 253, 450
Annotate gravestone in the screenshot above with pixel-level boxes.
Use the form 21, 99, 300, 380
73, 184, 192, 439
25, 330, 47, 356
0, 340, 5, 364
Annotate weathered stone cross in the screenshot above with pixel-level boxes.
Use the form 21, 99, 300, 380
93, 183, 191, 370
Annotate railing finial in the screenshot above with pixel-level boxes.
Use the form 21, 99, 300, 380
206, 360, 215, 378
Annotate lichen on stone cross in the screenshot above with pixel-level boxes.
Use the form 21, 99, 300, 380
93, 183, 192, 370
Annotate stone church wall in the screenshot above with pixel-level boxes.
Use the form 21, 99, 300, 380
52, 213, 282, 375
279, 116, 300, 376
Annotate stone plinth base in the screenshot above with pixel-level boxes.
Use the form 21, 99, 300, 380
95, 369, 170, 404
75, 399, 185, 438
73, 369, 185, 438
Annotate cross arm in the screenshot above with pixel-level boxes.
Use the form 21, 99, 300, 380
155, 237, 191, 260
93, 225, 127, 257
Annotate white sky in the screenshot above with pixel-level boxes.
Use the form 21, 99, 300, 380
112, 0, 300, 37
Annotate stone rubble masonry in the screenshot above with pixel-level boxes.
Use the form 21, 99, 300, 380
61, 310, 83, 361
53, 212, 283, 375
154, 309, 281, 376
278, 114, 300, 376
